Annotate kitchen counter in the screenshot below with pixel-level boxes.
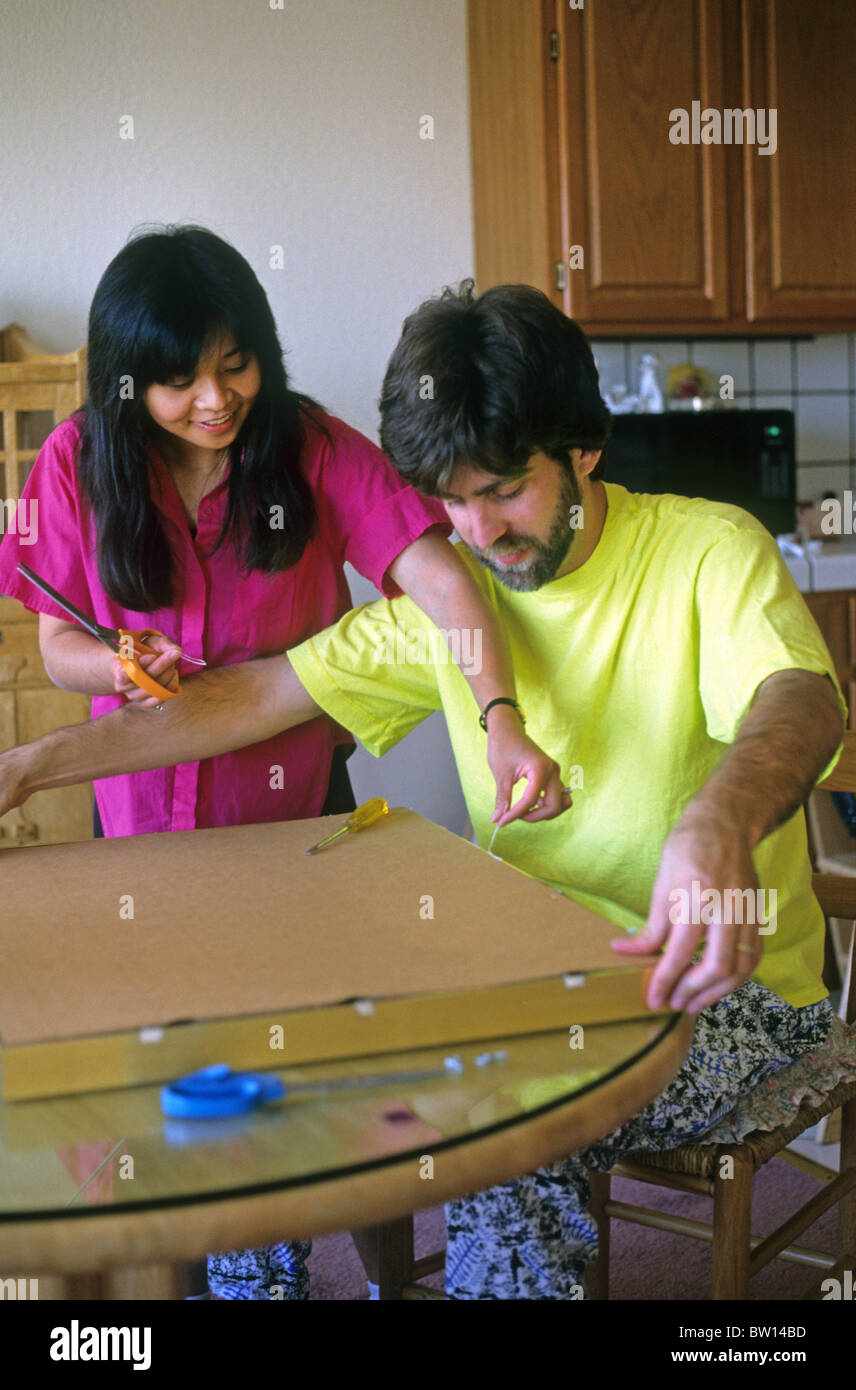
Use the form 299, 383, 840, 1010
780, 541, 856, 594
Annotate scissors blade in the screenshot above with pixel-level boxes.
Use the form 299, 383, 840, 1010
17, 562, 119, 648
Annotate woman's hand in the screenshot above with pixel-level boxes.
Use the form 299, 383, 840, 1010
486, 705, 571, 826
113, 633, 183, 706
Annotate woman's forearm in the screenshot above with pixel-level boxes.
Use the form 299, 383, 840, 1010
40, 628, 119, 694
387, 532, 515, 710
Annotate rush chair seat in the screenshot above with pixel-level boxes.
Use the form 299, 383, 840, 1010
587, 733, 856, 1301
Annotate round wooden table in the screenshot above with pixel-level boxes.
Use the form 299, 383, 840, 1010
0, 1011, 694, 1298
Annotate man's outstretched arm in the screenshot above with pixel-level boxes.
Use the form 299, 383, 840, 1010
0, 654, 320, 816
613, 669, 845, 1012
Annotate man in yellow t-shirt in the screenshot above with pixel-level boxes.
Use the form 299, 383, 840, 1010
0, 284, 847, 1299
284, 285, 847, 1297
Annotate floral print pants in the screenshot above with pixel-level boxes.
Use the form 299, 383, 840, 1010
207, 980, 834, 1299
444, 980, 835, 1299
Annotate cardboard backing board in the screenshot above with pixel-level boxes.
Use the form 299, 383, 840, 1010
0, 808, 660, 1099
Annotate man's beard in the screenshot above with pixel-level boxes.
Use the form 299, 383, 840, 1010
470, 470, 582, 591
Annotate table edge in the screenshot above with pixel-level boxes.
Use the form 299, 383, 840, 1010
0, 1015, 695, 1276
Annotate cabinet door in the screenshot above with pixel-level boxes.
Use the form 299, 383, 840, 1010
468, 0, 561, 301
0, 616, 45, 687
560, 0, 731, 324
0, 594, 33, 623
803, 590, 853, 727
0, 623, 94, 848
743, 0, 856, 322
0, 690, 35, 848
13, 687, 93, 845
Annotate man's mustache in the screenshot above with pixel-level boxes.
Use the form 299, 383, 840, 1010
473, 534, 540, 560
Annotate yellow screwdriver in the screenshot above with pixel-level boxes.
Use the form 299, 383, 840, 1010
305, 797, 389, 855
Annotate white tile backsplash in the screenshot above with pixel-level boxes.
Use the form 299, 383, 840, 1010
796, 462, 850, 504
690, 341, 751, 394
753, 340, 793, 393
590, 341, 627, 394
796, 335, 850, 391
797, 394, 851, 462
628, 341, 691, 392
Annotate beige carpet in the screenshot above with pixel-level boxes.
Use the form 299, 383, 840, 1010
306, 1157, 838, 1299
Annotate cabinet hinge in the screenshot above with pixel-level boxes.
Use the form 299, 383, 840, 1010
555, 261, 568, 292
549, 30, 560, 62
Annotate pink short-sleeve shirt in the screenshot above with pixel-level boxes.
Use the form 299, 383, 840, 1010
0, 409, 449, 835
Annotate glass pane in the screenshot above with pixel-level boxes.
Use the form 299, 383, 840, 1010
17, 409, 55, 451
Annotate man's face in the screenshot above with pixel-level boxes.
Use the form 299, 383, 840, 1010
437, 450, 599, 591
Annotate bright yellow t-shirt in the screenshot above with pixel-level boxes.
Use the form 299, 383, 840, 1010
289, 483, 846, 1008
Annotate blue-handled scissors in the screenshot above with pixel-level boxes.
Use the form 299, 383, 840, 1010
161, 1065, 285, 1118
160, 1054, 507, 1119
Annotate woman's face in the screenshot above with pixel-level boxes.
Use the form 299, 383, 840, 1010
143, 331, 262, 461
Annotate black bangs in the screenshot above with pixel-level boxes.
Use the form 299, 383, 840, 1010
89, 226, 274, 400
129, 310, 211, 392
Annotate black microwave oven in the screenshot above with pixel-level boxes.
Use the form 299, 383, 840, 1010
601, 408, 795, 537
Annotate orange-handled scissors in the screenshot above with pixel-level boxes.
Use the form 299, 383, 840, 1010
17, 562, 204, 703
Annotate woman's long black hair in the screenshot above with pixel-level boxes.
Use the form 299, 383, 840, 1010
79, 225, 322, 611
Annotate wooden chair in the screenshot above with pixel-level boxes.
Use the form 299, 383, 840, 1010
587, 733, 856, 1300
367, 737, 856, 1299
0, 322, 86, 515
0, 325, 92, 852
352, 1221, 446, 1300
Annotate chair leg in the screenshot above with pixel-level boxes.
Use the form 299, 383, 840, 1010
712, 1150, 753, 1299
349, 1226, 380, 1285
350, 1219, 414, 1300
839, 1096, 856, 1257
586, 1172, 610, 1299
377, 1217, 415, 1300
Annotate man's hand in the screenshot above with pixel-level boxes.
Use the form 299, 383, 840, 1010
612, 668, 844, 1016
486, 704, 571, 825
611, 814, 762, 1013
0, 747, 30, 821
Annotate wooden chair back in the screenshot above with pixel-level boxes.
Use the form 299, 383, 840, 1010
815, 730, 856, 1029
0, 323, 86, 506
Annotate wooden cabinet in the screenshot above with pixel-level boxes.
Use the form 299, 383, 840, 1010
559, 0, 731, 328
468, 0, 856, 334
803, 589, 856, 729
0, 325, 92, 849
0, 596, 93, 849
742, 0, 856, 324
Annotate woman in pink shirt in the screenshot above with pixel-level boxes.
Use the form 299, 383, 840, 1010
0, 228, 564, 838
0, 226, 565, 1298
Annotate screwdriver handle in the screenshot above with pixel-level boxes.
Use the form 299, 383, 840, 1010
346, 796, 388, 829
305, 797, 389, 855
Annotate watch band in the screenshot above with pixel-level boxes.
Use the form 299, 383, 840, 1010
479, 697, 525, 732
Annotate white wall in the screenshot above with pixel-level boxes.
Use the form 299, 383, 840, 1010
0, 0, 473, 832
